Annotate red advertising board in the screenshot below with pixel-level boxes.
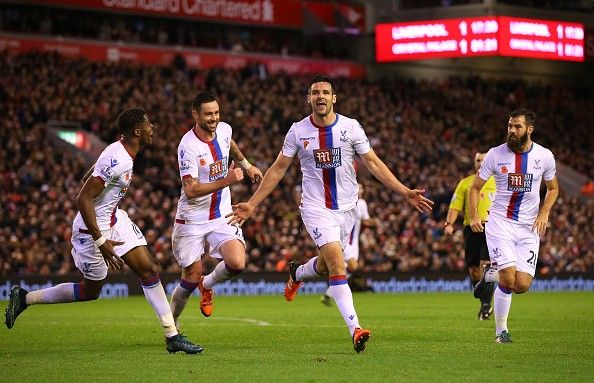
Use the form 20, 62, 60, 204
376, 16, 584, 62
33, 0, 304, 28
499, 16, 584, 62
24, 0, 365, 31
0, 34, 366, 78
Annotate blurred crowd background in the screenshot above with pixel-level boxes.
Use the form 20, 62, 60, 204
1, 50, 592, 277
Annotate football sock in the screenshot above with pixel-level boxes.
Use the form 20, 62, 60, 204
25, 283, 78, 304
295, 256, 321, 282
328, 275, 360, 336
140, 274, 178, 338
170, 279, 199, 328
485, 267, 500, 283
494, 284, 512, 335
203, 261, 242, 290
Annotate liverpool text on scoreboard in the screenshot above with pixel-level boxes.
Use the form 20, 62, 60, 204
376, 16, 584, 62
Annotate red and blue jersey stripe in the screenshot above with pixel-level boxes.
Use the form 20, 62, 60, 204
207, 137, 223, 220
318, 116, 339, 210
506, 151, 529, 221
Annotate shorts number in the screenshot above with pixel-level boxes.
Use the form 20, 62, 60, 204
234, 225, 243, 240
527, 250, 536, 266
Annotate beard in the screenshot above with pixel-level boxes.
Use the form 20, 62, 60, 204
507, 131, 528, 152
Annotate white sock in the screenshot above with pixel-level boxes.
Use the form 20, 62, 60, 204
494, 284, 512, 335
141, 277, 178, 338
203, 261, 242, 290
485, 267, 500, 283
295, 256, 321, 282
25, 283, 78, 304
328, 275, 360, 336
170, 280, 198, 330
324, 285, 332, 298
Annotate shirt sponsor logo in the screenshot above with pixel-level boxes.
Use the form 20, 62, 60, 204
209, 157, 228, 181
314, 148, 342, 169
299, 136, 316, 141
507, 173, 533, 192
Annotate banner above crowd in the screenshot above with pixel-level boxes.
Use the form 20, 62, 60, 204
0, 33, 366, 78
25, 0, 365, 32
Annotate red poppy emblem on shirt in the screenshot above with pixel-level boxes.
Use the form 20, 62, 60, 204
303, 141, 309, 149
200, 158, 207, 166
501, 166, 508, 174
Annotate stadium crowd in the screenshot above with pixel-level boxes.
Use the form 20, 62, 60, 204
0, 50, 592, 277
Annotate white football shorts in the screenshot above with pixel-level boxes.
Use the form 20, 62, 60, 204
172, 217, 245, 268
485, 214, 540, 277
71, 209, 147, 281
300, 205, 357, 250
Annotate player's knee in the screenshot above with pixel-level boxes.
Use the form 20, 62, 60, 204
224, 261, 244, 276
137, 264, 158, 281
513, 281, 531, 294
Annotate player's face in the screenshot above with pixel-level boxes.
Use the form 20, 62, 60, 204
195, 101, 220, 133
307, 82, 336, 118
138, 114, 154, 147
474, 153, 485, 172
507, 116, 531, 152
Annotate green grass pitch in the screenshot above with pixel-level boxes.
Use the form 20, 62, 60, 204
1, 292, 593, 382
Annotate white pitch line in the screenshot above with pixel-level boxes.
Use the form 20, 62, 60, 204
210, 317, 271, 326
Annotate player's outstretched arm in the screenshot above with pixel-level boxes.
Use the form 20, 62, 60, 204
230, 139, 263, 183
533, 177, 559, 236
227, 152, 292, 226
468, 176, 487, 232
76, 176, 125, 270
360, 149, 433, 213
183, 161, 244, 199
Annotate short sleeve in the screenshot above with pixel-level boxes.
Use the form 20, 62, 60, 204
92, 152, 117, 183
352, 121, 371, 155
543, 150, 556, 181
478, 149, 496, 181
178, 143, 199, 180
281, 124, 298, 158
449, 180, 466, 211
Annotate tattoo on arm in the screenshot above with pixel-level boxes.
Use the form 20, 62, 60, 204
229, 139, 245, 161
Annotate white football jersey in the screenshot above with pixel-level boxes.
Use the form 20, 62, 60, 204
348, 198, 371, 245
73, 140, 134, 231
478, 142, 556, 225
175, 123, 233, 224
282, 114, 371, 211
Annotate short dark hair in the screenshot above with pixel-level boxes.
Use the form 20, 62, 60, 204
509, 107, 536, 128
308, 74, 335, 94
192, 91, 217, 112
116, 108, 147, 137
